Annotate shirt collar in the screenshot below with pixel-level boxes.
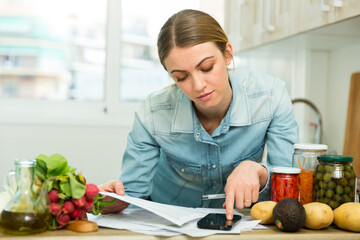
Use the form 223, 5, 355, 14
171, 69, 251, 133
227, 69, 251, 126
172, 90, 194, 133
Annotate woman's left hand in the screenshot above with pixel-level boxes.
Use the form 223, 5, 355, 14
223, 160, 268, 220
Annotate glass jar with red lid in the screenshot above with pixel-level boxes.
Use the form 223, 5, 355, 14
271, 167, 301, 202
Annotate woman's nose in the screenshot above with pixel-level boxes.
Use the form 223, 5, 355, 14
192, 74, 206, 91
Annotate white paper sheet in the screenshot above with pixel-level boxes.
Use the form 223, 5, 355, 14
88, 209, 181, 236
88, 208, 265, 237
95, 192, 267, 236
100, 192, 205, 226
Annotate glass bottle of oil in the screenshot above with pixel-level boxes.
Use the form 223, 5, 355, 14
0, 159, 50, 235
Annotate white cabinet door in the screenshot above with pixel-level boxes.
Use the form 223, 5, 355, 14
226, 0, 360, 52
296, 0, 336, 33
225, 0, 258, 51
226, 0, 298, 51
333, 0, 360, 21
261, 0, 298, 45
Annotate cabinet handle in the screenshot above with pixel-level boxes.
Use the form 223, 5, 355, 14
321, 0, 330, 11
260, 0, 275, 33
238, 0, 246, 41
233, 0, 245, 43
265, 0, 275, 32
259, 0, 264, 32
226, 0, 245, 49
332, 0, 342, 8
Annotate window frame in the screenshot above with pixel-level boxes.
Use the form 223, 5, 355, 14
0, 0, 139, 127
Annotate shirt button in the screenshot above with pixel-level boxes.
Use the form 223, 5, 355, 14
212, 164, 216, 169
196, 132, 200, 137
213, 186, 217, 190
181, 168, 185, 173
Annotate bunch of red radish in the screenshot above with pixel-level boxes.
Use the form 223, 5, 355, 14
48, 183, 99, 227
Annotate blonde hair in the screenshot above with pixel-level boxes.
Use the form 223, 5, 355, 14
157, 9, 229, 70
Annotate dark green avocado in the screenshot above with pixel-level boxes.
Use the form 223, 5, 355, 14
273, 198, 306, 232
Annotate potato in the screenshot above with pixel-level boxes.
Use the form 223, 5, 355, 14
250, 201, 277, 224
334, 202, 360, 232
303, 202, 333, 229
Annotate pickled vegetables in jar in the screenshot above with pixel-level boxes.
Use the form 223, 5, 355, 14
299, 170, 314, 204
292, 144, 328, 205
271, 167, 300, 202
313, 155, 356, 209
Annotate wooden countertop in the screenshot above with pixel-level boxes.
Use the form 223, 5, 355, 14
0, 225, 359, 240
1, 210, 359, 240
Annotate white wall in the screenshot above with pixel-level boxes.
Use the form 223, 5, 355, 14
296, 43, 360, 154
237, 42, 360, 154
324, 43, 360, 154
0, 124, 131, 188
294, 50, 329, 144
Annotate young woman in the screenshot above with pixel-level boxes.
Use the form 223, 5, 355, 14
99, 9, 298, 220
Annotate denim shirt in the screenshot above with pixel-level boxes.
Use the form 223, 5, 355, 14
120, 68, 298, 208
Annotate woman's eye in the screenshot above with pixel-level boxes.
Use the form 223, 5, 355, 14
202, 65, 213, 72
176, 75, 187, 82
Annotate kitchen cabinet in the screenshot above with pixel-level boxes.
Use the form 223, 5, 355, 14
225, 0, 257, 51
334, 0, 360, 21
225, 0, 298, 51
260, 0, 298, 48
226, 0, 360, 52
228, 0, 360, 154
296, 0, 336, 33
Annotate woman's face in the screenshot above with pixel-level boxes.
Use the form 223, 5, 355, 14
164, 42, 233, 113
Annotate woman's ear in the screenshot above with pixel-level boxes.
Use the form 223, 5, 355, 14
224, 42, 233, 66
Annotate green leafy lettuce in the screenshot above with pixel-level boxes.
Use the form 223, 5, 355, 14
35, 153, 86, 199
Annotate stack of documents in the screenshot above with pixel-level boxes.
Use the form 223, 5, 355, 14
87, 192, 266, 237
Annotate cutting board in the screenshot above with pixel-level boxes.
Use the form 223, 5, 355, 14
343, 72, 360, 177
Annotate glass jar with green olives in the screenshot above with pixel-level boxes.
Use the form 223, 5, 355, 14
313, 155, 356, 209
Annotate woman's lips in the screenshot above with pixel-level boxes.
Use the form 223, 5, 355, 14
197, 91, 214, 101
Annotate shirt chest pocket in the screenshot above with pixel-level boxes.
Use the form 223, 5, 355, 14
167, 159, 203, 183
232, 144, 265, 168
221, 146, 264, 180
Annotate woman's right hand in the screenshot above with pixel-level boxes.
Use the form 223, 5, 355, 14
98, 180, 130, 214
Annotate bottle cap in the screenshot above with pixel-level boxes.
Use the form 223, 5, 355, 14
294, 143, 328, 150
15, 159, 36, 166
317, 155, 353, 162
272, 167, 301, 174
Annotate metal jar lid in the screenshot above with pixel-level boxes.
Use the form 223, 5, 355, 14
272, 167, 301, 174
15, 159, 36, 166
294, 143, 328, 150
317, 155, 353, 162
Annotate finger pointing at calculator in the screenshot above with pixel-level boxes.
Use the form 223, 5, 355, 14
223, 161, 268, 220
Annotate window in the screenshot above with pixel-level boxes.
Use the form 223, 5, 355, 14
119, 0, 202, 101
0, 0, 224, 125
0, 0, 107, 101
